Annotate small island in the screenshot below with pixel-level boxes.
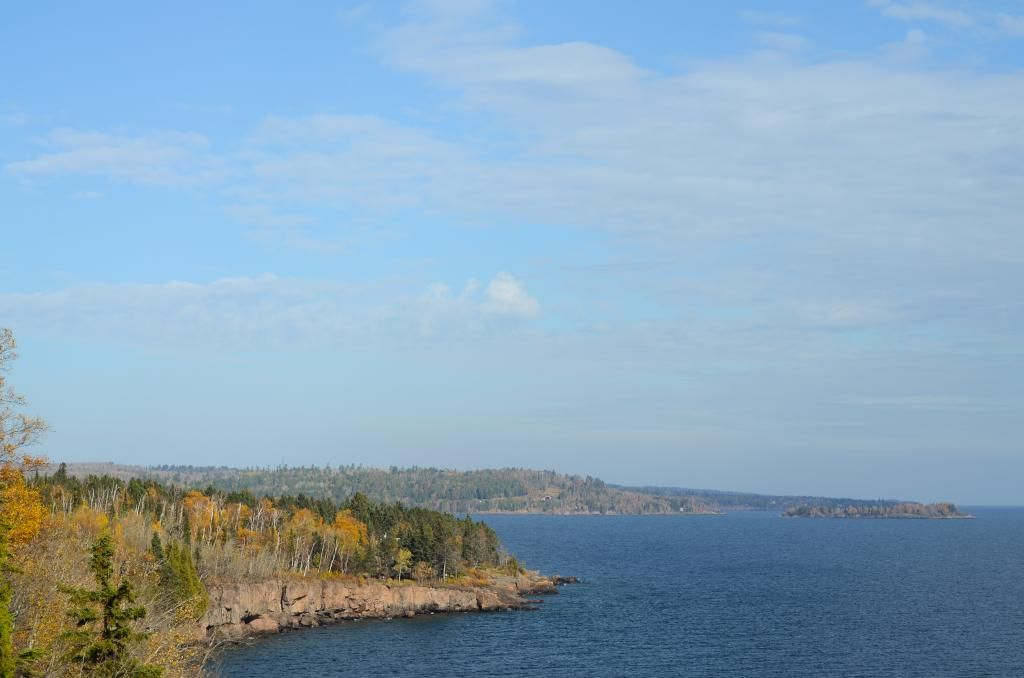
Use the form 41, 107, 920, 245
783, 501, 974, 519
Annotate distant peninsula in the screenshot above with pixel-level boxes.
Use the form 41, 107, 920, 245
783, 502, 973, 519
47, 462, 964, 518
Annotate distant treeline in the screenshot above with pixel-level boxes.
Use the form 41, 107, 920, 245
64, 464, 714, 515
619, 485, 907, 512
51, 463, 944, 516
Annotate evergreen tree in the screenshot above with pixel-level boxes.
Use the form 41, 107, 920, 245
149, 532, 164, 561
180, 511, 191, 546
61, 533, 162, 677
158, 543, 207, 619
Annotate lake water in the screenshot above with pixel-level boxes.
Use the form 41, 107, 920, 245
213, 508, 1024, 677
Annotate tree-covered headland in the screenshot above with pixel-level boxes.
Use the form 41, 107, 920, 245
0, 329, 515, 677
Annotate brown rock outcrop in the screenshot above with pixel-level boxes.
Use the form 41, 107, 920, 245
202, 573, 563, 640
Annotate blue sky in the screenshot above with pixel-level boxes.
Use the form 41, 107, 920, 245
2, 1, 1023, 503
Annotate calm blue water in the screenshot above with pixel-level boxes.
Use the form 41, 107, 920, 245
214, 509, 1024, 677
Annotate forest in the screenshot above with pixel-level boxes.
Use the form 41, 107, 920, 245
4, 466, 511, 677
64, 463, 927, 516
66, 463, 715, 515
0, 329, 513, 677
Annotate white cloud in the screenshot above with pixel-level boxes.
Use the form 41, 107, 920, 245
238, 114, 468, 211
414, 273, 540, 337
883, 27, 930, 61
0, 273, 540, 349
4, 128, 225, 186
868, 1, 975, 29
789, 300, 894, 330
481, 272, 540, 316
994, 12, 1024, 37
9, 11, 1023, 268
351, 3, 1024, 256
1, 110, 29, 126
230, 52, 1023, 274
868, 1, 1024, 38
0, 275, 353, 349
336, 2, 372, 26
5, 3, 1022, 362
222, 204, 317, 228
753, 31, 812, 51
69, 190, 103, 201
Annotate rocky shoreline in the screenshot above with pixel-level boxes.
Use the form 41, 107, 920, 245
202, 573, 577, 641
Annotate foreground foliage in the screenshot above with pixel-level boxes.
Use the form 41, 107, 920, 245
62, 533, 162, 677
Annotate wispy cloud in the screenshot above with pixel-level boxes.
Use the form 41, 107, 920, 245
69, 190, 103, 201
336, 2, 372, 26
5, 128, 225, 186
789, 300, 895, 331
753, 31, 812, 51
868, 1, 1024, 38
1, 108, 29, 126
994, 12, 1024, 37
738, 9, 802, 28
868, 1, 974, 29
837, 395, 1016, 413
0, 273, 541, 349
222, 204, 318, 228
4, 1, 1023, 362
237, 113, 468, 211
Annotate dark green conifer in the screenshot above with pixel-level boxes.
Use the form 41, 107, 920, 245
61, 532, 162, 677
149, 532, 164, 561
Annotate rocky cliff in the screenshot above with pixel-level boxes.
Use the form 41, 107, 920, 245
202, 573, 572, 639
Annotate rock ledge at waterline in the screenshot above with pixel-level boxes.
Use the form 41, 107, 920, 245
202, 573, 578, 639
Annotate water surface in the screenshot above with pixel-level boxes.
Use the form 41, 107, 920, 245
214, 508, 1024, 677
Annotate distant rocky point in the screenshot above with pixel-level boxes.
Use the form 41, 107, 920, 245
783, 502, 973, 519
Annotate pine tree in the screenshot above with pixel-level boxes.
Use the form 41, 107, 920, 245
158, 543, 207, 619
61, 532, 163, 677
150, 532, 164, 561
180, 511, 191, 546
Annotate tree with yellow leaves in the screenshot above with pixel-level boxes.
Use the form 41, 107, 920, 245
0, 328, 49, 678
393, 548, 412, 582
330, 510, 367, 574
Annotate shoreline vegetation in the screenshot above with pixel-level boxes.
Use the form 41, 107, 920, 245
46, 462, 965, 518
9, 465, 565, 676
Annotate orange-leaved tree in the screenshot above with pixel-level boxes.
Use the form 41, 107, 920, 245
0, 328, 49, 677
